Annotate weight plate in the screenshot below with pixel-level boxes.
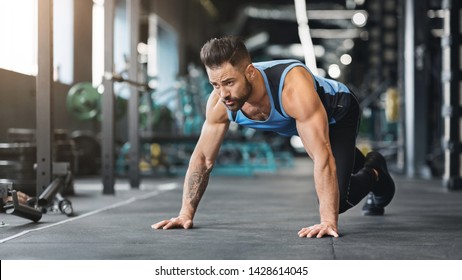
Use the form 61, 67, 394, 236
66, 82, 100, 120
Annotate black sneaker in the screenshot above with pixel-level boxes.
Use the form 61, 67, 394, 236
364, 151, 395, 208
362, 192, 384, 215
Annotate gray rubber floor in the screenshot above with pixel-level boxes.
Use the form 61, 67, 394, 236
1, 158, 462, 260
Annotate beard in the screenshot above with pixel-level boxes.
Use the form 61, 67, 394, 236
223, 79, 252, 112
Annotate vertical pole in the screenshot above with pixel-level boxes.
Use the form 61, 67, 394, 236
127, 0, 140, 188
73, 0, 93, 83
404, 0, 415, 177
412, 0, 431, 178
102, 0, 115, 194
293, 0, 318, 75
396, 0, 406, 172
442, 0, 462, 189
36, 0, 53, 196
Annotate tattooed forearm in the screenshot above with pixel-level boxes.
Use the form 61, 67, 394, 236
186, 167, 212, 209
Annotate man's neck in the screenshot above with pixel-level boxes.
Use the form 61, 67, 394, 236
241, 71, 271, 121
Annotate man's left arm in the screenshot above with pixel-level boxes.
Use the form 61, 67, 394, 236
282, 67, 339, 238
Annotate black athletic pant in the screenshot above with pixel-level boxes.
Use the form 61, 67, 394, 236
328, 94, 376, 213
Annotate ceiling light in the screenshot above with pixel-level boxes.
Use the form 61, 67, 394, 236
340, 54, 352, 65
352, 12, 367, 27
328, 64, 341, 79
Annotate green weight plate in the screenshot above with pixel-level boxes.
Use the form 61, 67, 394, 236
67, 82, 100, 120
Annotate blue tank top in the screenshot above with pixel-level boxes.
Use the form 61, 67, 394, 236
226, 59, 352, 137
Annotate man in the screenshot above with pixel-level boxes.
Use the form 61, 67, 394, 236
152, 36, 395, 238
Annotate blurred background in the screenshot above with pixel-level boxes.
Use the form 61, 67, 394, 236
0, 0, 460, 196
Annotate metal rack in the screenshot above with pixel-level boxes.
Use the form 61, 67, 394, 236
441, 0, 462, 189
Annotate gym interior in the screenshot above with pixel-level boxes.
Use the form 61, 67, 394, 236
1, 0, 462, 261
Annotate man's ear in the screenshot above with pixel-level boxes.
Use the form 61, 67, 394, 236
245, 64, 256, 79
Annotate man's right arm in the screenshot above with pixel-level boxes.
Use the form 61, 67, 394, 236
152, 92, 229, 230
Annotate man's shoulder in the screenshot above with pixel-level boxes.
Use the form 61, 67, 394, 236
253, 59, 303, 69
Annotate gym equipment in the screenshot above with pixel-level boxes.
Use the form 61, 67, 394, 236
66, 82, 100, 120
1, 162, 74, 223
1, 129, 77, 196
215, 142, 278, 175
177, 81, 204, 136
1, 183, 42, 223
27, 0, 76, 215
116, 142, 172, 176
294, 0, 318, 75
66, 82, 128, 121
36, 162, 73, 215
7, 128, 36, 143
441, 0, 462, 189
385, 87, 399, 123
0, 142, 37, 196
116, 139, 281, 177
104, 72, 152, 91
139, 103, 174, 133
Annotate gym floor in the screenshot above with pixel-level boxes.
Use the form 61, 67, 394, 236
1, 158, 461, 260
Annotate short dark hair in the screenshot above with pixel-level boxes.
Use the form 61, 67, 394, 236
200, 36, 251, 69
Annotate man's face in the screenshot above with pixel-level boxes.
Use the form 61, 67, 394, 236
206, 62, 252, 112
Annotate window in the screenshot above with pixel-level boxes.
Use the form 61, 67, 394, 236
0, 0, 38, 76
0, 0, 74, 84
53, 0, 74, 84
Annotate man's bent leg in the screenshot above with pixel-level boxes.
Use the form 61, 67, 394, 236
329, 95, 380, 214
361, 151, 396, 215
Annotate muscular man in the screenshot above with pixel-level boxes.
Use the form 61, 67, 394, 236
152, 36, 395, 238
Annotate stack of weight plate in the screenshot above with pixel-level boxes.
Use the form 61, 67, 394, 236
0, 128, 77, 196
0, 142, 37, 196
